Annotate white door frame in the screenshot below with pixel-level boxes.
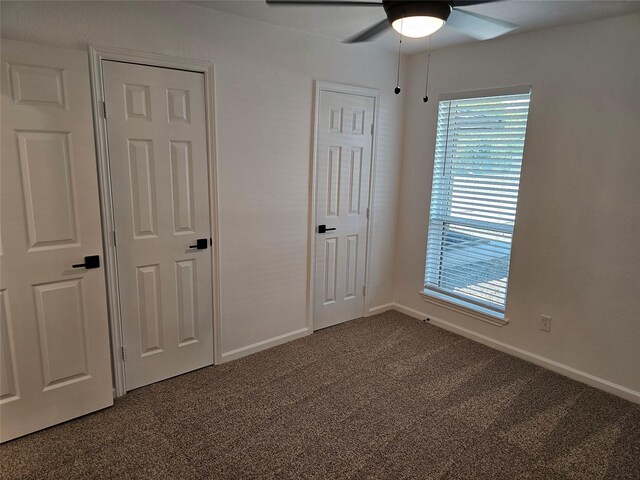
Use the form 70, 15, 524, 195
88, 45, 221, 397
308, 81, 380, 331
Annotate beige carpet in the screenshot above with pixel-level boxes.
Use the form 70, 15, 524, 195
1, 311, 638, 479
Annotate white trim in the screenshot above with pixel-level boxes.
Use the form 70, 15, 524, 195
391, 303, 640, 404
366, 302, 396, 317
392, 303, 432, 320
439, 84, 531, 102
419, 290, 509, 327
362, 87, 382, 320
88, 45, 222, 396
306, 84, 318, 333
220, 328, 312, 363
308, 81, 380, 332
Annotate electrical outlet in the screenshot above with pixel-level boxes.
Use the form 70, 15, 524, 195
540, 315, 552, 332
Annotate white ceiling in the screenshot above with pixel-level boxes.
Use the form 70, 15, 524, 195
189, 0, 639, 54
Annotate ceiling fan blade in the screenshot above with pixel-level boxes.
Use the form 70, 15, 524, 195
449, 0, 501, 6
266, 1, 382, 6
446, 8, 517, 40
344, 18, 389, 43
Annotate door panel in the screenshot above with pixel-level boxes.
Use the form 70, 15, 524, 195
136, 265, 163, 356
128, 139, 158, 238
170, 141, 196, 233
0, 291, 18, 403
34, 279, 89, 389
314, 90, 375, 330
102, 61, 213, 391
0, 39, 113, 442
18, 131, 78, 248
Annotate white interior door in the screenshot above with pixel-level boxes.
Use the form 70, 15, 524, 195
102, 61, 213, 391
314, 89, 375, 330
0, 39, 113, 442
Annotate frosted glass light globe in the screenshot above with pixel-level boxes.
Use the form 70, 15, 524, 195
392, 16, 445, 38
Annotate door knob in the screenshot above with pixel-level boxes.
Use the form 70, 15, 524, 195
317, 225, 337, 234
189, 238, 208, 250
72, 255, 100, 269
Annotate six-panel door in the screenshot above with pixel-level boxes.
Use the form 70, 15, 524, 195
1, 43, 374, 442
314, 90, 375, 330
102, 61, 214, 390
0, 39, 113, 442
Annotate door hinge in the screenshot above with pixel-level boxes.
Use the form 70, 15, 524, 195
363, 285, 367, 296
366, 207, 370, 220
371, 123, 374, 135
112, 230, 117, 246
103, 101, 107, 119
121, 346, 126, 361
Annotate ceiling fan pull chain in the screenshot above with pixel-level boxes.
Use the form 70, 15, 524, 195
395, 17, 403, 95
423, 36, 432, 103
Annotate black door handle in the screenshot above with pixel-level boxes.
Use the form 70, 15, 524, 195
189, 238, 208, 250
72, 255, 100, 269
318, 225, 337, 234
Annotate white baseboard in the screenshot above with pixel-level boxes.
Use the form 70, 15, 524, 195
392, 303, 431, 321
392, 303, 640, 405
221, 327, 311, 363
366, 302, 395, 317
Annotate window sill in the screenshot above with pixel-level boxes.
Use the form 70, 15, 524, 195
419, 290, 509, 327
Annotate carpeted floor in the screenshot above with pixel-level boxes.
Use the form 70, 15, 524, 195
1, 311, 639, 479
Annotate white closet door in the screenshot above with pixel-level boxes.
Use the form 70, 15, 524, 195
102, 61, 213, 391
0, 39, 113, 442
314, 90, 375, 330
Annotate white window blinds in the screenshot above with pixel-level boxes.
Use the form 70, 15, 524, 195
425, 91, 531, 316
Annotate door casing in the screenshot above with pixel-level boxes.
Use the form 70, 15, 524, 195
308, 81, 380, 331
89, 45, 221, 397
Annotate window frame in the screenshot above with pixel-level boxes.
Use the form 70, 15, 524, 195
421, 85, 532, 326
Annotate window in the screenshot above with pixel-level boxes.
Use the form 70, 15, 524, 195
424, 89, 531, 319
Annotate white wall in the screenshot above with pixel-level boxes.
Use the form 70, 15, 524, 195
0, 1, 405, 356
395, 14, 640, 394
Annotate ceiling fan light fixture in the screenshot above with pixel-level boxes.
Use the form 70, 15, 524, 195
385, 1, 452, 38
391, 16, 445, 38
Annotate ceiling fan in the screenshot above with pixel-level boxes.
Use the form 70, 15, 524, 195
265, 1, 517, 43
